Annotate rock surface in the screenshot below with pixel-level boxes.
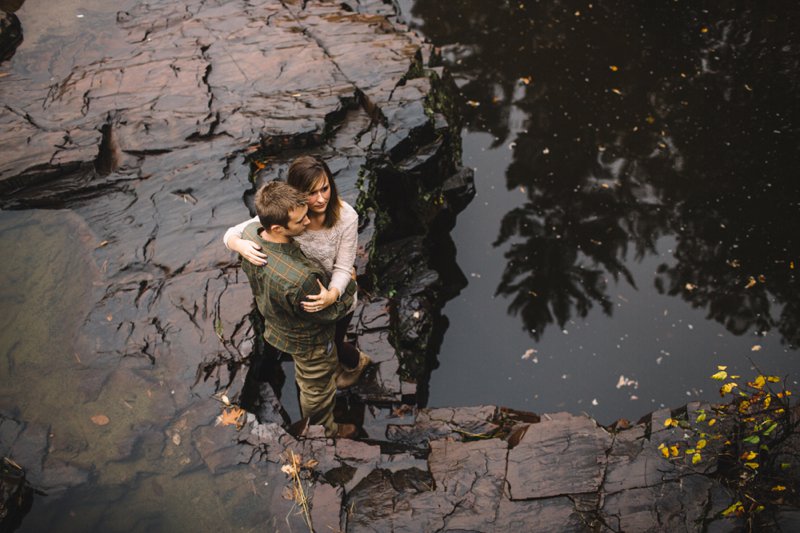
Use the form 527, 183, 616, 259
2, 1, 797, 532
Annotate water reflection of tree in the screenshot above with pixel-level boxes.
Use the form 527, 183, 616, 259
412, 0, 800, 343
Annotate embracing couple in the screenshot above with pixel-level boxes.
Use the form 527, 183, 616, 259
223, 156, 371, 439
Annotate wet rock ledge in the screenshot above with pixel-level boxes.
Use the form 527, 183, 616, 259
1, 1, 798, 532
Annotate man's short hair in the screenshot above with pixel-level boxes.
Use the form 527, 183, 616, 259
254, 180, 307, 229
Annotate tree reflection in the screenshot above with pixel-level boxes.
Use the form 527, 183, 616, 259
411, 0, 800, 343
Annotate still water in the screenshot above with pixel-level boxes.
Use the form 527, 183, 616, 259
397, 1, 800, 423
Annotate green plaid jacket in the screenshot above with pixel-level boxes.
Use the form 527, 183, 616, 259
240, 221, 356, 355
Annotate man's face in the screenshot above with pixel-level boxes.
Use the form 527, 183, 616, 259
283, 204, 310, 236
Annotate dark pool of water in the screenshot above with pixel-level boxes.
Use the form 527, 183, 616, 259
398, 0, 800, 423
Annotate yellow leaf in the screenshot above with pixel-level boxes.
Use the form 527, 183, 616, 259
700, 27, 709, 33
767, 376, 780, 383
749, 375, 766, 389
772, 485, 787, 492
696, 413, 707, 422
692, 453, 702, 465
519, 76, 532, 85
658, 443, 669, 458
745, 276, 757, 289
466, 100, 481, 107
611, 88, 622, 95
708, 418, 717, 426
670, 445, 679, 457
751, 345, 762, 352
609, 65, 619, 71
717, 365, 728, 370
711, 370, 728, 381
664, 418, 678, 428
720, 382, 738, 395
738, 400, 751, 414
741, 451, 758, 461
645, 116, 655, 124
744, 462, 759, 470
697, 439, 707, 450
722, 501, 743, 517
763, 396, 772, 409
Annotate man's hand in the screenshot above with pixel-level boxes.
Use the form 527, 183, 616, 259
302, 279, 340, 313
229, 235, 267, 266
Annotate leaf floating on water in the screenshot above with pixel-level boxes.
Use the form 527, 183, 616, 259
700, 27, 709, 33
519, 76, 532, 85
744, 276, 757, 289
91, 414, 110, 426
521, 348, 537, 360
609, 65, 619, 72
751, 345, 762, 352
466, 100, 481, 107
711, 370, 728, 381
611, 88, 622, 95
685, 283, 697, 291
616, 375, 639, 389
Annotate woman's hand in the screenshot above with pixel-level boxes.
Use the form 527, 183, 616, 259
229, 236, 267, 266
302, 279, 340, 313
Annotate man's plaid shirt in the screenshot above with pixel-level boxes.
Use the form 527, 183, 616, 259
241, 221, 356, 355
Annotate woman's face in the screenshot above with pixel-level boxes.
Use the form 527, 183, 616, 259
306, 173, 331, 215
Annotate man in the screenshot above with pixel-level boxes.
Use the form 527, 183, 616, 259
240, 180, 357, 438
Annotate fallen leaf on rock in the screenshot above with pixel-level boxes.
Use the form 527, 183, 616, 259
219, 406, 245, 429
91, 414, 110, 426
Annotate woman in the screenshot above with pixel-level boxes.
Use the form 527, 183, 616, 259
224, 155, 370, 388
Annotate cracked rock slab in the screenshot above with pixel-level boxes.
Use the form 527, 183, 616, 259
506, 412, 612, 500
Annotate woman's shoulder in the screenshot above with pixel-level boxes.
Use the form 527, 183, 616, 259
337, 200, 358, 225
242, 220, 262, 240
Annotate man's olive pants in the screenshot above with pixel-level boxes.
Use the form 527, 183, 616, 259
292, 342, 338, 436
